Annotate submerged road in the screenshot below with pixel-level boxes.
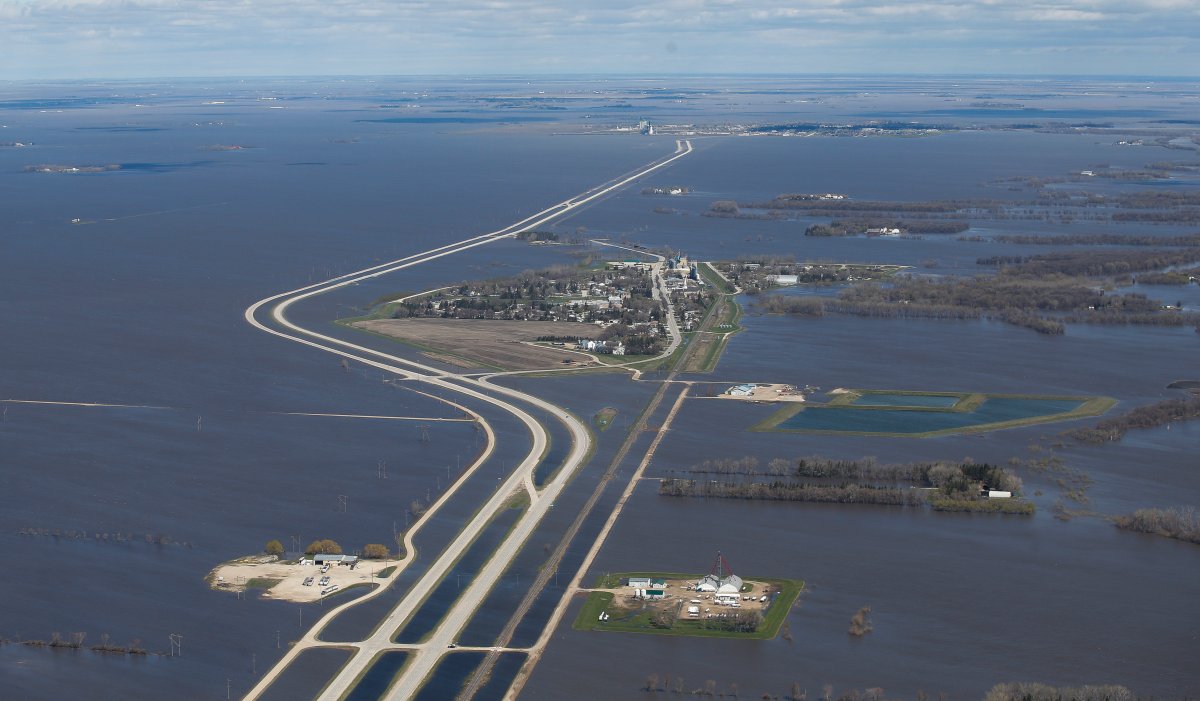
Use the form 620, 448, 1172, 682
242, 140, 692, 701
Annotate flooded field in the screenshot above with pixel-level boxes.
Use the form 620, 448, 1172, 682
773, 396, 1092, 435
2, 76, 1198, 700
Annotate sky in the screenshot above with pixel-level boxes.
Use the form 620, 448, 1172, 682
0, 0, 1197, 80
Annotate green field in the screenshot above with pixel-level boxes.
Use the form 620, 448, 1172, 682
573, 572, 802, 640
680, 263, 743, 373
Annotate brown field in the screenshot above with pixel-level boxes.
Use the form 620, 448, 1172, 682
352, 318, 604, 371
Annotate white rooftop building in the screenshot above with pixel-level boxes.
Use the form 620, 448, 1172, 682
694, 552, 743, 594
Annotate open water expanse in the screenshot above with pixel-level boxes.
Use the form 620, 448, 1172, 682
1, 76, 1198, 700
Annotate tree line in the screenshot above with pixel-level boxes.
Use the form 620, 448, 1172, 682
1066, 395, 1200, 443
805, 219, 969, 237
1113, 506, 1200, 545
989, 232, 1200, 247
680, 455, 1023, 494
658, 479, 925, 507
979, 248, 1200, 278
756, 272, 1198, 334
261, 538, 393, 559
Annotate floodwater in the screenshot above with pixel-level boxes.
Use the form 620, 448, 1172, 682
777, 397, 1087, 434
343, 651, 410, 701
2, 76, 1198, 700
849, 393, 963, 408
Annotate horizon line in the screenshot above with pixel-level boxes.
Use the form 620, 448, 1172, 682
3, 71, 1199, 84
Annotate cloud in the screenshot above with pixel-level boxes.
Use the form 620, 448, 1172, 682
0, 0, 1196, 78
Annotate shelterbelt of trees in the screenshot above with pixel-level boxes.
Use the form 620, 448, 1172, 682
987, 232, 1200, 247
757, 249, 1200, 335
659, 456, 1032, 514
979, 248, 1200, 277
1114, 506, 1200, 545
805, 219, 970, 236
1067, 395, 1200, 443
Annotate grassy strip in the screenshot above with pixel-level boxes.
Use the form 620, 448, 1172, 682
929, 495, 1036, 515
680, 264, 744, 373
593, 407, 618, 431
957, 393, 988, 412
751, 393, 1116, 438
573, 573, 803, 640
699, 262, 736, 295
245, 578, 282, 590
376, 566, 397, 579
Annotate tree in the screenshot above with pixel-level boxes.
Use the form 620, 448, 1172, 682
362, 543, 390, 559
848, 606, 873, 636
305, 539, 342, 556
264, 539, 285, 558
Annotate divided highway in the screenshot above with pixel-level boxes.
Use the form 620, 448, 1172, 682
242, 140, 692, 701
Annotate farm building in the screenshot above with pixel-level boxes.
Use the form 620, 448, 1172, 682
313, 554, 358, 566
695, 552, 743, 594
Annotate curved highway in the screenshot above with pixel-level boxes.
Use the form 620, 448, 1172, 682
242, 140, 692, 701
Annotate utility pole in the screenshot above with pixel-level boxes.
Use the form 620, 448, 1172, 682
226, 678, 231, 700
276, 630, 280, 649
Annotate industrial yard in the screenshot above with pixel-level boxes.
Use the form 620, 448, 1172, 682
208, 554, 388, 603
573, 556, 803, 639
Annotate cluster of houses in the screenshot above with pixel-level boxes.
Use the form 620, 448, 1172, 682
575, 338, 626, 355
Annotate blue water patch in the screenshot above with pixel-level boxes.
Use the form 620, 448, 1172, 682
474, 653, 529, 701
343, 651, 409, 701
533, 440, 568, 487
258, 648, 353, 701
413, 652, 487, 701
850, 393, 961, 409
779, 398, 1086, 434
393, 506, 521, 643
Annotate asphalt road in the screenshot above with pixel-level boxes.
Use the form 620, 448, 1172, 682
242, 141, 693, 701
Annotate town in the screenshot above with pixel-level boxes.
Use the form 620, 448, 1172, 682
390, 254, 711, 358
